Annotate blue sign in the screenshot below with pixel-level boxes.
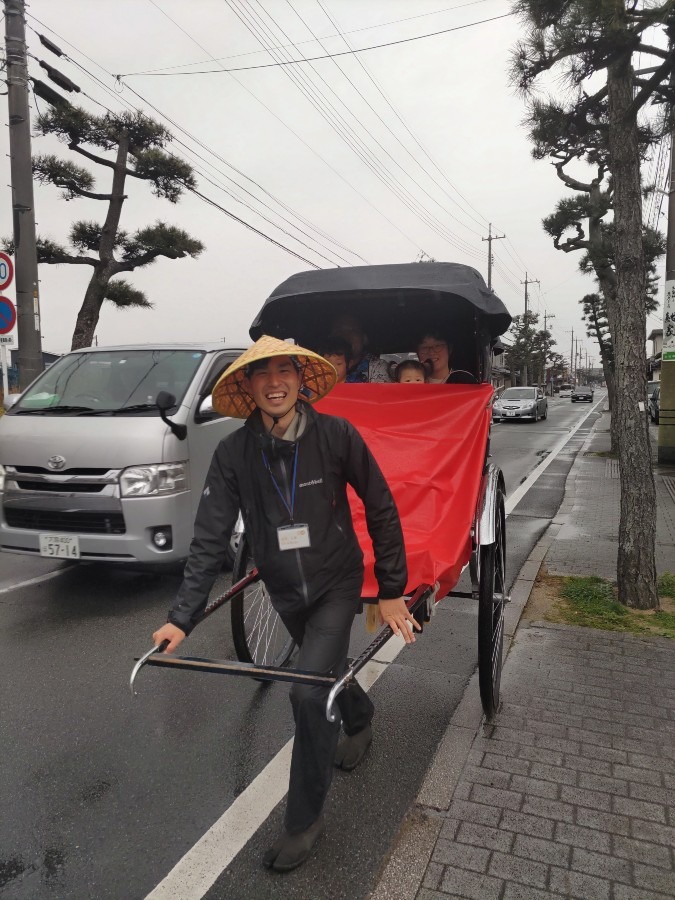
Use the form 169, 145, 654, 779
0, 296, 16, 335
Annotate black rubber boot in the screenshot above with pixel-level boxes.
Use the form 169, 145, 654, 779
334, 724, 372, 771
262, 816, 324, 872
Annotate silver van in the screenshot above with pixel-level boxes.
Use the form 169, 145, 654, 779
0, 344, 244, 567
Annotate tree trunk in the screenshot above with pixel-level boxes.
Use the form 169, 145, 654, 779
587, 187, 621, 453
71, 268, 108, 349
602, 361, 619, 451
70, 131, 129, 350
607, 44, 658, 609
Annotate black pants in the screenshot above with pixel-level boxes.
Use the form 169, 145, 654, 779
277, 576, 374, 835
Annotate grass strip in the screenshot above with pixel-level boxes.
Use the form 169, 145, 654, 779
552, 575, 675, 639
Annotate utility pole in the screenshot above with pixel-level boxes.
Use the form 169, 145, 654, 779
659, 128, 675, 462
4, 0, 43, 389
481, 223, 505, 291
520, 273, 540, 386
521, 272, 540, 317
569, 328, 574, 381
543, 312, 555, 394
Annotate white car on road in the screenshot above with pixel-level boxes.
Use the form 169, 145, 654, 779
493, 386, 548, 422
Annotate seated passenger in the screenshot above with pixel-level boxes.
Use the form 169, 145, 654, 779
330, 314, 391, 383
416, 330, 478, 384
320, 336, 351, 384
395, 360, 427, 383
416, 330, 453, 384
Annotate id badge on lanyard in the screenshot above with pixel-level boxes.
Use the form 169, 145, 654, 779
277, 524, 311, 551
263, 445, 312, 551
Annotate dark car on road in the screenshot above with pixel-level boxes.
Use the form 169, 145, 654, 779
649, 385, 660, 424
571, 384, 594, 402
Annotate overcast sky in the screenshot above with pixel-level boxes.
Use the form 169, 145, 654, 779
1, 0, 666, 363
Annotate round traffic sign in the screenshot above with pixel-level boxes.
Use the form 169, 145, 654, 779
0, 296, 17, 335
0, 252, 13, 292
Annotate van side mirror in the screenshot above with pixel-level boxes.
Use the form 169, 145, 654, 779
156, 391, 175, 412
156, 391, 187, 441
198, 394, 215, 417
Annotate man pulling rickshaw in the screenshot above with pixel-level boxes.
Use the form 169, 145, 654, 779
151, 335, 420, 872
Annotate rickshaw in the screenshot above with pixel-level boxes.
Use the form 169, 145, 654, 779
131, 262, 511, 721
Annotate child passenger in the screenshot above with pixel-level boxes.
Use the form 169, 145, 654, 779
395, 360, 427, 383
320, 336, 352, 383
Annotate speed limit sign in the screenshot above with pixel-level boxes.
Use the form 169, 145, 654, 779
0, 252, 13, 292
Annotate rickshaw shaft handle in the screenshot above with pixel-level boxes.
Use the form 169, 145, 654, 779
325, 585, 433, 722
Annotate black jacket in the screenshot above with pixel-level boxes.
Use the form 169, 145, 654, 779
168, 404, 407, 634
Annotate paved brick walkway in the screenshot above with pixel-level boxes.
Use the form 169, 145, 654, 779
418, 623, 675, 900
371, 407, 675, 900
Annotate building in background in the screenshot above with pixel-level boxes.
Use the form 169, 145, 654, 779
647, 328, 663, 384
8, 349, 60, 391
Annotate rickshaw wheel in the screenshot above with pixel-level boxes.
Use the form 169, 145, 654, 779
478, 489, 506, 721
230, 534, 296, 668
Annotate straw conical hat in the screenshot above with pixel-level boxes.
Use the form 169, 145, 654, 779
212, 335, 338, 418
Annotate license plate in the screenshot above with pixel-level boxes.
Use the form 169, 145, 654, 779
39, 534, 80, 559
506, 411, 516, 417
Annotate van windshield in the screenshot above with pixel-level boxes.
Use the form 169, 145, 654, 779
13, 349, 206, 414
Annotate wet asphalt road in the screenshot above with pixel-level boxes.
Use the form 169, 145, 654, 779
0, 397, 602, 900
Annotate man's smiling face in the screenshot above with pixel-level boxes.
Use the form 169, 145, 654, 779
244, 356, 302, 420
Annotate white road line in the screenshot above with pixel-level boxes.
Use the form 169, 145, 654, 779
0, 566, 69, 596
145, 398, 605, 900
505, 396, 605, 515
145, 652, 400, 900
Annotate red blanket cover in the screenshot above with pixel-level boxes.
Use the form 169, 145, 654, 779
317, 383, 493, 599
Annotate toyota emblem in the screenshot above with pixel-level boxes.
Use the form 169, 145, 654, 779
47, 455, 66, 471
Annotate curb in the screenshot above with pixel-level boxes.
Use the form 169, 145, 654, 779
368, 415, 601, 900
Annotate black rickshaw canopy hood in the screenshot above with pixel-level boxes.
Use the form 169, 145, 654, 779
249, 262, 512, 352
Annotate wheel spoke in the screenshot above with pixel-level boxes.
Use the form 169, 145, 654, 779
491, 607, 503, 683
231, 537, 295, 669
245, 577, 287, 666
252, 599, 273, 660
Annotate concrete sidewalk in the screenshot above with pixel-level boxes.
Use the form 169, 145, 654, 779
371, 413, 675, 900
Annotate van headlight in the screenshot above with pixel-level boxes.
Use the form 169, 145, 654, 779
0, 464, 5, 492
120, 462, 188, 497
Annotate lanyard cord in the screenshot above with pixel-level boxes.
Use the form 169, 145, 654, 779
262, 445, 299, 524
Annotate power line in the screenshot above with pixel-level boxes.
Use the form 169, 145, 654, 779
27, 7, 541, 284
144, 0, 430, 263
26, 16, 370, 268
229, 0, 461, 254
111, 9, 427, 255
26, 39, 337, 269
128, 0, 495, 76
145, 0, 493, 260
188, 187, 321, 267
117, 11, 515, 77
313, 0, 489, 235
283, 0, 485, 248
224, 0, 484, 259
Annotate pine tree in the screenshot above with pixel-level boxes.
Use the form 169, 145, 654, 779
511, 0, 675, 609
14, 104, 204, 349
